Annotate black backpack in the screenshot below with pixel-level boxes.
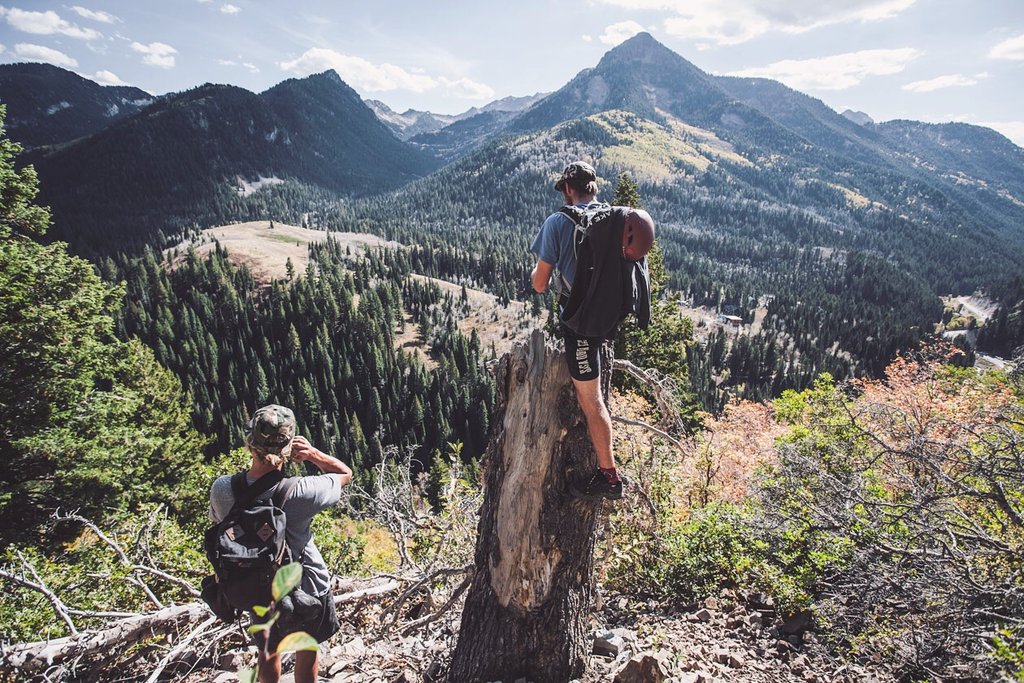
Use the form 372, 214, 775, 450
203, 470, 298, 613
558, 204, 651, 339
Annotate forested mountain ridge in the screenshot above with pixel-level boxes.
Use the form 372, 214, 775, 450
715, 75, 1024, 245
5, 33, 1024, 403
0, 62, 153, 149
23, 70, 440, 253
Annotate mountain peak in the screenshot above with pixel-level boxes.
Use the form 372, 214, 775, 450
508, 30, 722, 133
609, 31, 661, 52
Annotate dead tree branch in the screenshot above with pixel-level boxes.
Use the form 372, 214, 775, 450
1, 603, 207, 673
1, 559, 77, 636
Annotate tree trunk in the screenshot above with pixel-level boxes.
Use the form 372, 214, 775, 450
449, 329, 609, 683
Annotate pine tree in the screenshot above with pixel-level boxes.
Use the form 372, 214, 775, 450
611, 172, 700, 429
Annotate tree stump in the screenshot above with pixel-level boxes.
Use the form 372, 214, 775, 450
449, 329, 609, 683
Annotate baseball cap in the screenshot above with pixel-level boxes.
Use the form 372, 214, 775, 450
554, 161, 597, 192
246, 404, 296, 455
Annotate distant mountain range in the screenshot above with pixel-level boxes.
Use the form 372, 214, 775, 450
366, 93, 549, 159
2, 33, 1023, 295
8, 68, 439, 251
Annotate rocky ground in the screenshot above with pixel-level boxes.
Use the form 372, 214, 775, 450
193, 589, 894, 683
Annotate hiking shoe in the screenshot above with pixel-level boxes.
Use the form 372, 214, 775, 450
570, 469, 624, 501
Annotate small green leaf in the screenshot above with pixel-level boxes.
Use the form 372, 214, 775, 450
272, 562, 303, 601
237, 668, 257, 683
276, 631, 319, 653
246, 611, 278, 634
252, 604, 270, 617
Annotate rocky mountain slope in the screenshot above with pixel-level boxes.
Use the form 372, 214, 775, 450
0, 62, 153, 149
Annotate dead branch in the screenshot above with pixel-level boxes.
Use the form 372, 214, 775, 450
142, 614, 218, 683
400, 568, 474, 637
1, 602, 207, 673
382, 564, 472, 629
612, 358, 684, 433
1, 559, 77, 636
334, 579, 403, 606
611, 414, 688, 452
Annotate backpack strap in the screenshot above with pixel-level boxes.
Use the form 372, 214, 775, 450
271, 477, 299, 509
228, 470, 284, 511
271, 477, 301, 565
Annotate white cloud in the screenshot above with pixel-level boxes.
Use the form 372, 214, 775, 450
279, 48, 495, 99
902, 74, 979, 93
582, 34, 593, 42
728, 48, 922, 90
600, 20, 645, 46
989, 33, 1024, 61
219, 58, 259, 73
13, 42, 78, 68
280, 48, 436, 93
0, 7, 102, 39
220, 4, 241, 15
90, 69, 126, 85
438, 76, 495, 100
597, 0, 915, 46
71, 6, 120, 23
131, 41, 177, 68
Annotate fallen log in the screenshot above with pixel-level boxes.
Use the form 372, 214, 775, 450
1, 602, 207, 673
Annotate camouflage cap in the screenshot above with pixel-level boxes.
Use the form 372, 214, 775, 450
554, 161, 598, 192
246, 404, 296, 455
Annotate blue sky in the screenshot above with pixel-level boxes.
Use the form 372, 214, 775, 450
1, 1, 1022, 145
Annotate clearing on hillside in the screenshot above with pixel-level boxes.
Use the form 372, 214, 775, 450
171, 221, 400, 282
169, 221, 544, 362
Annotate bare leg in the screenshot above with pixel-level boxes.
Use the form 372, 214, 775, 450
294, 649, 320, 683
572, 377, 614, 469
258, 650, 281, 683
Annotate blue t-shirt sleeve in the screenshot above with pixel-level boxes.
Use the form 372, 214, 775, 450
531, 214, 563, 266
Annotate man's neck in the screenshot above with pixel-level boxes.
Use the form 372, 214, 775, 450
567, 192, 598, 205
248, 458, 280, 479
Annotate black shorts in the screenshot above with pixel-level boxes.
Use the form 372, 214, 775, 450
562, 327, 603, 381
255, 588, 340, 652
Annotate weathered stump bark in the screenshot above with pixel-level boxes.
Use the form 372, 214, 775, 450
449, 329, 609, 683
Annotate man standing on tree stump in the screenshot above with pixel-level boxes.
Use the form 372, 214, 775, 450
531, 161, 624, 501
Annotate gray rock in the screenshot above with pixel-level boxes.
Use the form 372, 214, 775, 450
774, 639, 794, 653
694, 608, 713, 622
613, 654, 666, 683
594, 630, 627, 657
217, 651, 244, 671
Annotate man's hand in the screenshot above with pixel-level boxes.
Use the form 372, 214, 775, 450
290, 435, 319, 463
290, 435, 353, 485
